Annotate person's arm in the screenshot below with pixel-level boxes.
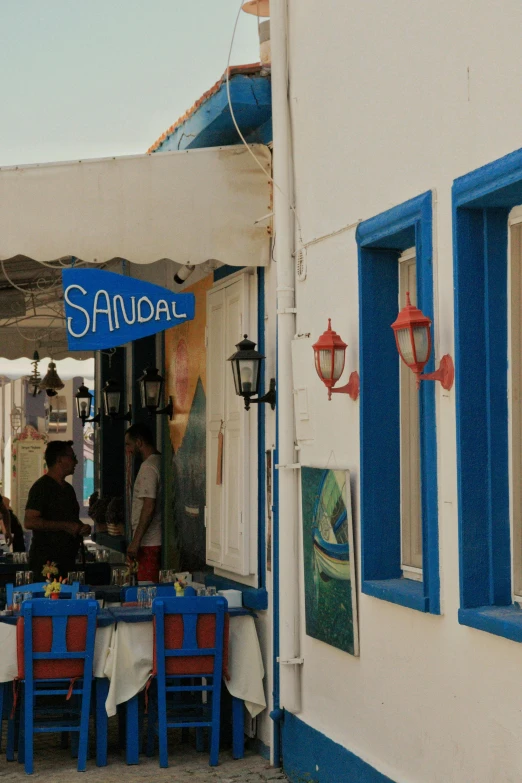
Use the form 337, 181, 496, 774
24, 508, 86, 537
127, 497, 156, 560
0, 500, 11, 546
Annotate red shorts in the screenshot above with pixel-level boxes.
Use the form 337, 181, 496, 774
137, 546, 161, 582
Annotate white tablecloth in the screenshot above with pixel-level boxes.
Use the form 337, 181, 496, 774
0, 615, 266, 719
102, 615, 266, 718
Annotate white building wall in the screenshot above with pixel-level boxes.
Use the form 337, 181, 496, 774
283, 1, 522, 781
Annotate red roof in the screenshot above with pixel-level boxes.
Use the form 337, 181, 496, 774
147, 63, 263, 154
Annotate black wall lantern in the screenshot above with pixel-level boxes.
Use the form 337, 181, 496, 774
137, 366, 173, 420
75, 384, 100, 427
228, 335, 276, 411
102, 378, 132, 423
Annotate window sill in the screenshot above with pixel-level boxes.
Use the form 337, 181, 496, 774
362, 578, 430, 613
459, 604, 522, 643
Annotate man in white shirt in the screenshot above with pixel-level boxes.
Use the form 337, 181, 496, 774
125, 423, 162, 582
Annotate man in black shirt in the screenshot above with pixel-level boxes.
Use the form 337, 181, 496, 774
24, 440, 91, 579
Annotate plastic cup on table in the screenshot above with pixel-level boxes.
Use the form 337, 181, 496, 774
24, 571, 33, 585
146, 586, 157, 608
13, 592, 23, 612
137, 587, 148, 608
15, 571, 24, 587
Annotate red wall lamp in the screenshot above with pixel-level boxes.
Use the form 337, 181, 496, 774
391, 292, 454, 390
312, 320, 360, 401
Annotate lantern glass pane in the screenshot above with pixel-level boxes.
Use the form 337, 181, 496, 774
397, 327, 415, 365
104, 390, 120, 416
413, 325, 430, 363
145, 380, 162, 408
238, 359, 259, 395
231, 361, 241, 396
317, 348, 345, 380
333, 347, 346, 381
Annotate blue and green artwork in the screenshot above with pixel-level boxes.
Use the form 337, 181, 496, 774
301, 467, 359, 656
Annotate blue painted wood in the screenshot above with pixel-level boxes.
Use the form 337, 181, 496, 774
232, 696, 245, 759
357, 191, 440, 614
125, 695, 140, 765
16, 599, 98, 773
458, 605, 522, 642
453, 154, 513, 616
6, 581, 80, 606
282, 712, 396, 783
155, 75, 272, 153
204, 575, 268, 610
95, 678, 109, 767
151, 595, 226, 768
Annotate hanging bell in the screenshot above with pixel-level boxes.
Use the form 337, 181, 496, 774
29, 350, 42, 397
39, 361, 64, 397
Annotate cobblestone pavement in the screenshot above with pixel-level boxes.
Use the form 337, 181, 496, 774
0, 722, 289, 782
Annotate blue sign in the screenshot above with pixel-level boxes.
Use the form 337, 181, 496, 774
62, 268, 195, 351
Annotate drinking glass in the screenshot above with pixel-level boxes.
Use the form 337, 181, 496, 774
76, 592, 85, 599
20, 552, 28, 564
84, 592, 96, 601
137, 587, 148, 608
15, 571, 24, 587
68, 571, 78, 584
167, 569, 176, 583
22, 592, 31, 603
158, 569, 169, 584
146, 586, 157, 608
24, 571, 33, 585
77, 572, 85, 585
206, 586, 217, 597
13, 592, 23, 612
196, 587, 206, 597
111, 569, 120, 586
13, 553, 19, 564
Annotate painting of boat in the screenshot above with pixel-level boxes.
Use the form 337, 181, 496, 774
312, 470, 350, 582
301, 467, 359, 656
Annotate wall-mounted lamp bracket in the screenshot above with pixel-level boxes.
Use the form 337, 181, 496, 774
243, 378, 276, 412
81, 408, 101, 428
109, 405, 133, 425
148, 396, 174, 421
419, 354, 454, 391
329, 371, 360, 401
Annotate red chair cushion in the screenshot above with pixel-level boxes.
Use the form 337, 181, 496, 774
153, 613, 230, 680
17, 616, 88, 680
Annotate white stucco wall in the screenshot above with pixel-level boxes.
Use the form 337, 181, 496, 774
283, 1, 522, 781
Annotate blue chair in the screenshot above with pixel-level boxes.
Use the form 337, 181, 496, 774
6, 582, 80, 605
148, 594, 227, 767
11, 598, 98, 774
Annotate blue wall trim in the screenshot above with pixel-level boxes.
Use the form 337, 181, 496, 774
213, 264, 245, 282
204, 574, 268, 610
453, 148, 521, 637
282, 713, 397, 783
257, 267, 267, 591
357, 191, 440, 614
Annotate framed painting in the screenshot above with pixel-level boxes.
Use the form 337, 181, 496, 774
300, 467, 359, 656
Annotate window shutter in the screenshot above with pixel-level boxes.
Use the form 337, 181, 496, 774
206, 275, 251, 575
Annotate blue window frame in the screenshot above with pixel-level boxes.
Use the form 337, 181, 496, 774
454, 147, 522, 642
356, 191, 440, 614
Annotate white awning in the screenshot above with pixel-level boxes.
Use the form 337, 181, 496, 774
0, 144, 272, 267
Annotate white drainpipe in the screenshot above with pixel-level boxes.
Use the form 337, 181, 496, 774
271, 0, 302, 715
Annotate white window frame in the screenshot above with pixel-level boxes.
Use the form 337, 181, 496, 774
399, 247, 423, 581
205, 269, 259, 586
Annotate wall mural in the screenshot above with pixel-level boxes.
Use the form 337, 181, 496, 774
164, 274, 213, 571
301, 467, 359, 656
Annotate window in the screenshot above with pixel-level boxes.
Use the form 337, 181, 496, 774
205, 272, 257, 579
357, 191, 439, 614
399, 249, 422, 581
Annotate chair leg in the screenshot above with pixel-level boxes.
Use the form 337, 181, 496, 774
77, 680, 92, 772
232, 697, 245, 760
23, 686, 33, 775
125, 695, 140, 765
157, 682, 169, 768
95, 678, 109, 767
209, 685, 222, 767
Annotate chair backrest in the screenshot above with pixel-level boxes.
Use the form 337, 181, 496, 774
121, 584, 176, 602
152, 595, 228, 680
7, 582, 80, 606
17, 599, 98, 682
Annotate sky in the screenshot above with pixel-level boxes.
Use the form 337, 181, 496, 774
0, 0, 260, 167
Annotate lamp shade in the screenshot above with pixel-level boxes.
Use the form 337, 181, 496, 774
137, 366, 164, 412
39, 361, 64, 396
102, 378, 122, 417
228, 335, 263, 402
391, 292, 432, 379
75, 384, 93, 421
312, 320, 347, 399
